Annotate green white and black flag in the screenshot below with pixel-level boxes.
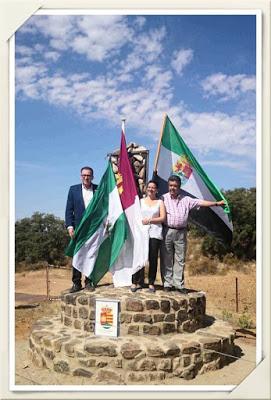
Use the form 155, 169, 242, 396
153, 115, 233, 245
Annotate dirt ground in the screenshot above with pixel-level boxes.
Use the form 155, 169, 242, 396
14, 265, 256, 386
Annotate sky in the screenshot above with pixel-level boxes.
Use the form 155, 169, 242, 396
15, 13, 257, 220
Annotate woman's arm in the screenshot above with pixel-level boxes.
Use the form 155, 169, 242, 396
142, 200, 166, 225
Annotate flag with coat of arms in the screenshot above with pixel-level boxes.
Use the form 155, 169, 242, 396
153, 114, 233, 245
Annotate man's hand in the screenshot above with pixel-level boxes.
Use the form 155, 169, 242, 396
216, 200, 225, 206
68, 227, 74, 238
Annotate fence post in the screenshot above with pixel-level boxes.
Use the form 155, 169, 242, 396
46, 263, 50, 300
235, 277, 239, 313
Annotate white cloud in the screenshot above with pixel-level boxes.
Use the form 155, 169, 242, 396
16, 15, 255, 164
201, 73, 256, 101
171, 49, 193, 75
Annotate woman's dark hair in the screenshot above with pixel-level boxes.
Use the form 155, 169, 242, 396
146, 180, 158, 188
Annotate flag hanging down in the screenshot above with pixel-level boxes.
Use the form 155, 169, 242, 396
111, 122, 149, 287
153, 115, 233, 245
65, 162, 127, 286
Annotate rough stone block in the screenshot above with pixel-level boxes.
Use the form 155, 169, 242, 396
120, 312, 132, 324
143, 325, 161, 336
75, 350, 86, 358
162, 323, 176, 334
172, 357, 180, 371
72, 307, 78, 318
89, 296, 96, 307
149, 371, 166, 381
72, 368, 93, 378
44, 348, 55, 360
180, 355, 191, 367
53, 360, 70, 374
85, 342, 117, 357
126, 298, 144, 312
147, 345, 165, 358
32, 350, 44, 368
163, 343, 180, 357
133, 313, 152, 323
136, 358, 157, 371
96, 360, 108, 368
89, 310, 95, 320
164, 313, 175, 322
74, 319, 82, 330
113, 358, 122, 368
199, 337, 221, 352
96, 369, 124, 384
120, 342, 142, 359
64, 293, 78, 305
192, 353, 203, 366
127, 372, 147, 383
181, 342, 201, 354
64, 316, 72, 327
64, 339, 80, 357
202, 350, 220, 363
79, 306, 88, 319
32, 330, 51, 344
199, 358, 221, 374
160, 300, 170, 313
181, 319, 197, 333
188, 297, 197, 307
128, 325, 139, 335
173, 366, 184, 377
153, 313, 165, 323
145, 300, 160, 310
65, 305, 72, 316
83, 321, 94, 332
52, 337, 71, 352
176, 308, 188, 322
179, 298, 188, 309
77, 295, 88, 305
171, 299, 180, 311
79, 358, 96, 367
180, 364, 196, 380
157, 359, 172, 372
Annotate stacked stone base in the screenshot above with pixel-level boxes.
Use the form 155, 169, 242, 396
28, 315, 236, 383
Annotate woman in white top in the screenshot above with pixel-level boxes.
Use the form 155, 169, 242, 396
131, 180, 166, 293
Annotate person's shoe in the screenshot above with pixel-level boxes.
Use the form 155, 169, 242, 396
177, 288, 189, 294
85, 282, 95, 291
69, 283, 82, 293
148, 285, 156, 293
163, 286, 172, 292
130, 284, 142, 293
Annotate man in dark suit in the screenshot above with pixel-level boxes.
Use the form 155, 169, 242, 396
65, 166, 98, 293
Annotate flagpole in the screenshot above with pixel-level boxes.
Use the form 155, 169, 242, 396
121, 118, 126, 135
153, 113, 167, 174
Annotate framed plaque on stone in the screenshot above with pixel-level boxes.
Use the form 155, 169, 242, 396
95, 299, 120, 337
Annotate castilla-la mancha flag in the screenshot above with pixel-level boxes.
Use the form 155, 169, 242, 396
111, 123, 148, 286
153, 115, 233, 245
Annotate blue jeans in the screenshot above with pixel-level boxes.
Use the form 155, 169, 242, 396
161, 227, 187, 289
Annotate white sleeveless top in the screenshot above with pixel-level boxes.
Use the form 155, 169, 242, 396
140, 198, 163, 240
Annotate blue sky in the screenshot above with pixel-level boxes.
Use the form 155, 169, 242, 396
15, 13, 257, 220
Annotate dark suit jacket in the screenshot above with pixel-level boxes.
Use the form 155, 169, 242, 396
65, 183, 98, 228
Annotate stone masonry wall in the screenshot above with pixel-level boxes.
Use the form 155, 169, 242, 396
60, 288, 206, 336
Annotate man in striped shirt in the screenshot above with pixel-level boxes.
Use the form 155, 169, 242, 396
161, 175, 224, 294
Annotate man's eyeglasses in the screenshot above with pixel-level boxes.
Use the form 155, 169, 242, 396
81, 174, 92, 178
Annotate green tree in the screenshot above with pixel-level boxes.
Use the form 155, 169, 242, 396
189, 188, 256, 260
15, 212, 70, 267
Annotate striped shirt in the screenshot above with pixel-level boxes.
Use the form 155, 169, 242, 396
162, 192, 201, 229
